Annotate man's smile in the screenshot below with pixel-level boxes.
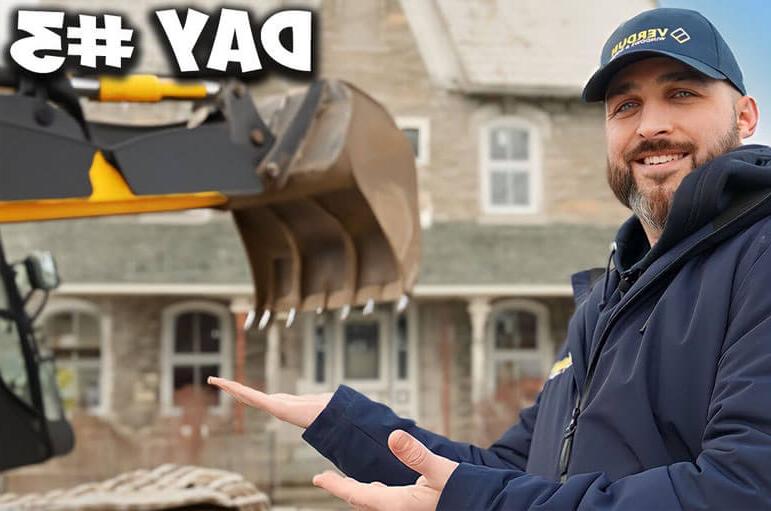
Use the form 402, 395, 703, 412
631, 152, 691, 180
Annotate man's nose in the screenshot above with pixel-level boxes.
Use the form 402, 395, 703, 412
635, 102, 673, 139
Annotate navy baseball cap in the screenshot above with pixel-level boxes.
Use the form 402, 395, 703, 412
582, 8, 746, 102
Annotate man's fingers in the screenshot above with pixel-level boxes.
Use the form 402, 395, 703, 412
312, 471, 390, 510
208, 378, 331, 429
208, 377, 281, 413
388, 430, 459, 486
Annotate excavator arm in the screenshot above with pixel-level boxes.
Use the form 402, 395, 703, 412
0, 70, 420, 320
0, 69, 420, 471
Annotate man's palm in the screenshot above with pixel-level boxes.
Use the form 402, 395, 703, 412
312, 431, 459, 511
208, 377, 332, 428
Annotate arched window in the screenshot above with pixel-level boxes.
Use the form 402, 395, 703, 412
38, 299, 109, 415
161, 301, 232, 415
487, 300, 551, 408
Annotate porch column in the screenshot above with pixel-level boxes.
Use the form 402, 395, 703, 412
229, 298, 251, 434
265, 324, 281, 395
265, 323, 281, 496
467, 297, 491, 407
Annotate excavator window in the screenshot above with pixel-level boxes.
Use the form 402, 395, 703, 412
37, 353, 65, 422
0, 276, 33, 408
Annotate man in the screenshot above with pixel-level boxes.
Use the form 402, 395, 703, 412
210, 7, 771, 510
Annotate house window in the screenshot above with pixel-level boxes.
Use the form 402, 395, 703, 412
494, 309, 536, 350
343, 321, 380, 380
482, 119, 540, 214
395, 315, 408, 380
302, 307, 415, 415
313, 315, 329, 384
397, 117, 430, 167
162, 302, 232, 414
304, 309, 400, 388
40, 306, 103, 414
488, 301, 550, 408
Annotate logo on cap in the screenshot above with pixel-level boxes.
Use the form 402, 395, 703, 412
670, 27, 691, 44
610, 27, 669, 59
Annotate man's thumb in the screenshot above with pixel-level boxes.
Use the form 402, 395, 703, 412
388, 430, 457, 486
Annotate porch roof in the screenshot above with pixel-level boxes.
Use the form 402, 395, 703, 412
0, 217, 618, 290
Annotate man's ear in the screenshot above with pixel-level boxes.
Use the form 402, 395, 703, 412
735, 95, 759, 139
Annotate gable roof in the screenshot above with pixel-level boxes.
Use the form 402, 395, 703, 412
402, 0, 656, 95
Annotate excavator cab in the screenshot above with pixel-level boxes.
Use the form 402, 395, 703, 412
0, 69, 421, 469
0, 239, 74, 470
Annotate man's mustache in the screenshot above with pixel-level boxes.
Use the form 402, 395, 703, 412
625, 140, 696, 163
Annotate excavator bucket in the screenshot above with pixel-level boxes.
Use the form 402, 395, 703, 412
0, 72, 420, 318
231, 80, 420, 319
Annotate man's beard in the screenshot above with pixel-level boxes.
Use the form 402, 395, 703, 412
607, 124, 741, 235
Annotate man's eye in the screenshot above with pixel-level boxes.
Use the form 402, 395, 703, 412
615, 101, 636, 114
672, 90, 695, 98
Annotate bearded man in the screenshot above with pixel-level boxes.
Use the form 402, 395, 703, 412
211, 7, 771, 510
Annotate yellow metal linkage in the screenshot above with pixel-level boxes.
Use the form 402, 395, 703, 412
98, 75, 210, 102
0, 152, 227, 223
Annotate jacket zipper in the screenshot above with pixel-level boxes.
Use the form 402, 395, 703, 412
557, 266, 671, 481
558, 399, 581, 482
555, 194, 771, 482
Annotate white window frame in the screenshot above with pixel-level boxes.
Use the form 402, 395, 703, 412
390, 304, 420, 418
396, 116, 431, 167
39, 298, 112, 416
479, 118, 542, 215
334, 310, 391, 392
392, 311, 410, 382
301, 312, 335, 392
485, 299, 552, 397
160, 300, 233, 416
300, 306, 419, 417
300, 311, 391, 393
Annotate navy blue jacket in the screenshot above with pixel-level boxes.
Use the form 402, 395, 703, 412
303, 145, 771, 510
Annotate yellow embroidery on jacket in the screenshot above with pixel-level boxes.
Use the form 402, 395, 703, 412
549, 353, 573, 380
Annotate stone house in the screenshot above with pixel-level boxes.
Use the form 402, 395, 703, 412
0, 0, 654, 495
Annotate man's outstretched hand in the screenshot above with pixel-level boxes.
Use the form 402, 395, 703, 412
207, 376, 332, 429
209, 378, 460, 509
312, 430, 459, 511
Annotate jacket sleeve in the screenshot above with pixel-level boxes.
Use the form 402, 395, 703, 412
436, 243, 771, 511
302, 384, 541, 486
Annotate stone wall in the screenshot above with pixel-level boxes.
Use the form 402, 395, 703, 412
3, 289, 577, 492
4, 295, 275, 492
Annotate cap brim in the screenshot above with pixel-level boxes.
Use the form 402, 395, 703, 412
581, 49, 728, 102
